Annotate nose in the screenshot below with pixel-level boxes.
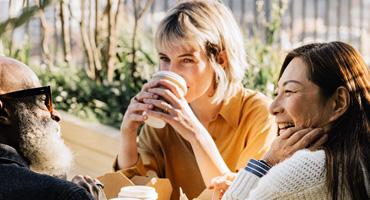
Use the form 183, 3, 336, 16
51, 109, 61, 122
268, 98, 283, 116
160, 63, 178, 73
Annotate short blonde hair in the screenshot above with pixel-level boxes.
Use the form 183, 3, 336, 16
155, 0, 247, 104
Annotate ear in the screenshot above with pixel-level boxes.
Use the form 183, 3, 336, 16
216, 50, 228, 68
328, 86, 350, 122
0, 100, 12, 125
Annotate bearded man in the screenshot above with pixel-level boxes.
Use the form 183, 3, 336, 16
0, 56, 106, 200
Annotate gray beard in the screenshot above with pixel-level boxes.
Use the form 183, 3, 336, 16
16, 103, 74, 177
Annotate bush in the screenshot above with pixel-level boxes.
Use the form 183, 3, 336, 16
32, 63, 138, 129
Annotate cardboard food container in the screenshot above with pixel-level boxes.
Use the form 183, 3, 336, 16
97, 170, 221, 200
97, 170, 172, 200
180, 188, 221, 200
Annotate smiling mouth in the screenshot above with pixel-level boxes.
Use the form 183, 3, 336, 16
278, 123, 295, 130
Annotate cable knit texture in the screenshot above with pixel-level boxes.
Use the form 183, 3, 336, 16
222, 150, 363, 200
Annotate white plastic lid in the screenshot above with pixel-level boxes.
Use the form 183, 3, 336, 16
118, 186, 158, 199
152, 71, 187, 95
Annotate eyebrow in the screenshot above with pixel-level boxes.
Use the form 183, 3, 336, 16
283, 80, 304, 86
277, 80, 304, 88
158, 53, 194, 57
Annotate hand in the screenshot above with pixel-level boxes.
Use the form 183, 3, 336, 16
72, 175, 107, 200
120, 81, 160, 134
208, 172, 237, 198
262, 127, 327, 166
144, 79, 206, 143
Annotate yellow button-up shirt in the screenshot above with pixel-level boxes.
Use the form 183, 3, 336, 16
115, 85, 277, 199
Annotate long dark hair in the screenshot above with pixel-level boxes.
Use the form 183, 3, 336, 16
279, 41, 370, 199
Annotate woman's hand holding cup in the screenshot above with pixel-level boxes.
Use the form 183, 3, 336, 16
142, 71, 188, 129
120, 80, 160, 134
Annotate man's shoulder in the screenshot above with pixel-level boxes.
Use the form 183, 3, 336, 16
0, 163, 93, 200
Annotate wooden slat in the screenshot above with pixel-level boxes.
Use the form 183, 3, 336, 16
58, 111, 121, 180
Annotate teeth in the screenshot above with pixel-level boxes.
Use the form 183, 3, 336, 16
278, 123, 295, 129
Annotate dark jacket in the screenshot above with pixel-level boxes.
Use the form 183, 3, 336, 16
0, 144, 94, 200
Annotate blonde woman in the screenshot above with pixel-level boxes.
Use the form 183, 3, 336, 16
116, 1, 279, 199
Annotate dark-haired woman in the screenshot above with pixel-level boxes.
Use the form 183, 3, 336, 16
209, 41, 370, 199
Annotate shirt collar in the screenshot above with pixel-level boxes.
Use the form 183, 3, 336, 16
218, 84, 244, 129
0, 143, 29, 168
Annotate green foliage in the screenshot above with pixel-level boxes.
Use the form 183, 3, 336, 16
32, 63, 136, 129
243, 0, 288, 98
31, 17, 158, 129
1, 34, 32, 66
0, 0, 57, 38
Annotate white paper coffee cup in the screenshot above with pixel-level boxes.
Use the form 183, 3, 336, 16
118, 186, 158, 200
144, 71, 187, 129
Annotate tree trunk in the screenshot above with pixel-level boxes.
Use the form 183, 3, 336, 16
95, 0, 101, 46
60, 0, 72, 64
89, 0, 102, 82
80, 0, 96, 80
105, 0, 123, 83
131, 0, 153, 87
34, 0, 54, 70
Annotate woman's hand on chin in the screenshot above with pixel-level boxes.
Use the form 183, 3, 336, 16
262, 127, 327, 166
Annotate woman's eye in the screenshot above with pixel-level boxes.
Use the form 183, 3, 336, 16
183, 58, 193, 63
284, 90, 294, 95
159, 57, 170, 62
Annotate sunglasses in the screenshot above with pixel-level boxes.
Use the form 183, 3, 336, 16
0, 86, 53, 114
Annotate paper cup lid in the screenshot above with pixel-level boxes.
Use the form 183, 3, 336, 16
152, 71, 187, 95
119, 186, 158, 199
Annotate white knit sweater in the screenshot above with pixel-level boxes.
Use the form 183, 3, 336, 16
222, 149, 370, 200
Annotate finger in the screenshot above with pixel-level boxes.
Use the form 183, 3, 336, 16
72, 175, 90, 190
285, 128, 315, 145
157, 79, 185, 98
131, 91, 159, 103
308, 133, 328, 151
207, 179, 218, 189
94, 179, 105, 189
292, 128, 324, 148
84, 175, 94, 184
215, 180, 232, 192
126, 102, 154, 118
72, 175, 84, 183
144, 98, 172, 113
208, 176, 223, 189
148, 85, 181, 105
141, 80, 160, 91
279, 127, 305, 139
84, 176, 101, 194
